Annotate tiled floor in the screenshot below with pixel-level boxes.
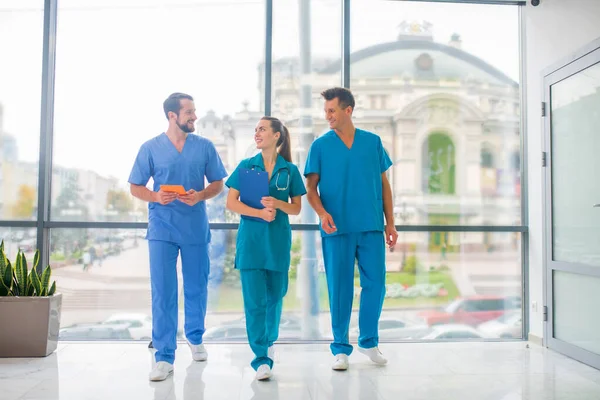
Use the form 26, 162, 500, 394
1, 342, 600, 399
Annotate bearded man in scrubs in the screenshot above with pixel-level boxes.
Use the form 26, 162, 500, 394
304, 87, 398, 371
129, 92, 228, 381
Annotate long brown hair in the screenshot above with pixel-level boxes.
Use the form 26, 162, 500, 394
261, 116, 292, 162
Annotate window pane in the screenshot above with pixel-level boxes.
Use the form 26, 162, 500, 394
296, 231, 523, 341
0, 1, 42, 220
351, 1, 521, 225
270, 0, 342, 222
0, 227, 37, 260
52, 0, 265, 222
53, 228, 521, 341
550, 61, 600, 266
554, 271, 600, 355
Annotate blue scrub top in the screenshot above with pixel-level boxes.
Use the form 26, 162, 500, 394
304, 128, 392, 237
128, 132, 228, 245
226, 153, 307, 272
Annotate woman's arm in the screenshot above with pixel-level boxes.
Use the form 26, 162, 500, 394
226, 188, 275, 222
260, 196, 301, 216
277, 196, 302, 215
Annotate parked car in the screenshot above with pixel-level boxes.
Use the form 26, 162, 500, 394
416, 295, 521, 327
350, 318, 429, 340
59, 323, 133, 340
477, 310, 522, 338
203, 314, 304, 341
412, 324, 493, 340
202, 326, 249, 341
102, 313, 152, 340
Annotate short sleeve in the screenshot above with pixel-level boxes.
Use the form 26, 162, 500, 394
128, 144, 152, 186
378, 137, 393, 173
205, 142, 228, 183
289, 164, 307, 198
225, 160, 246, 191
304, 140, 321, 177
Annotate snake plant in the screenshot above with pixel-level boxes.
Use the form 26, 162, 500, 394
0, 240, 57, 297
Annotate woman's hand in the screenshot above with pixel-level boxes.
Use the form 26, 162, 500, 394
261, 196, 280, 209
259, 207, 277, 222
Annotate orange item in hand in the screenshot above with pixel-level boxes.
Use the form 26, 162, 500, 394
160, 185, 186, 195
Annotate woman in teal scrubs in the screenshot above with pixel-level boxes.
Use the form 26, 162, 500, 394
225, 117, 306, 381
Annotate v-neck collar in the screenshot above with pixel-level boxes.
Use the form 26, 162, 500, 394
329, 128, 358, 150
162, 132, 188, 155
247, 153, 288, 178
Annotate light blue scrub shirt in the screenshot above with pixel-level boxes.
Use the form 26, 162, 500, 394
304, 128, 393, 236
226, 153, 307, 272
128, 132, 228, 244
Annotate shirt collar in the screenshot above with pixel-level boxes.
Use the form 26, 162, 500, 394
248, 153, 289, 174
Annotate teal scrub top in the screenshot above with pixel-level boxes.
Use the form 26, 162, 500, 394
226, 153, 307, 272
128, 132, 228, 245
304, 128, 393, 237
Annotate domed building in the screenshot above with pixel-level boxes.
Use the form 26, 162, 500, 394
200, 22, 521, 253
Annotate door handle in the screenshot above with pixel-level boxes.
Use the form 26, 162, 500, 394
594, 204, 600, 208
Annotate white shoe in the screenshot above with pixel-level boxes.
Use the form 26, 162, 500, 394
149, 361, 174, 381
358, 346, 387, 365
255, 364, 272, 381
188, 341, 208, 362
332, 354, 349, 371
268, 346, 275, 360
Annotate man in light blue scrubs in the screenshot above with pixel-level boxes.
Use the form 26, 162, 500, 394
129, 93, 227, 381
305, 87, 398, 371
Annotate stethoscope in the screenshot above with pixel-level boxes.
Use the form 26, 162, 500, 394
274, 169, 290, 191
251, 166, 290, 191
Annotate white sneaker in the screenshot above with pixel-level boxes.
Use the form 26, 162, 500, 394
331, 354, 349, 371
268, 346, 274, 360
149, 361, 174, 381
255, 364, 272, 381
358, 346, 387, 365
188, 341, 208, 362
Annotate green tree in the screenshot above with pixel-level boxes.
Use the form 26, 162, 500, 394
289, 236, 301, 279
51, 172, 89, 256
11, 184, 36, 219
106, 189, 133, 214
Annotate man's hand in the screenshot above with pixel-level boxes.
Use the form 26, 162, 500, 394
385, 223, 398, 250
319, 212, 337, 234
153, 189, 178, 205
259, 208, 277, 222
178, 189, 204, 206
261, 196, 280, 210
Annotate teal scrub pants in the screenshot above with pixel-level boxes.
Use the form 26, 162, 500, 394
240, 269, 289, 370
149, 240, 210, 364
322, 231, 386, 356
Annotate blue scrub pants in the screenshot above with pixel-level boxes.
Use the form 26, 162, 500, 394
149, 240, 210, 364
322, 231, 386, 356
240, 269, 288, 370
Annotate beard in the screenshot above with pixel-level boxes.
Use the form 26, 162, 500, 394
177, 120, 195, 133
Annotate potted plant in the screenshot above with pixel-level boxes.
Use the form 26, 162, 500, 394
0, 240, 62, 357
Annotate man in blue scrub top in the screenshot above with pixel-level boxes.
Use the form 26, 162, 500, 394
305, 87, 398, 371
129, 92, 228, 381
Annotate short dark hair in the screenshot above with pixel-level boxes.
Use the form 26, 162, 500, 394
321, 87, 355, 110
163, 92, 193, 120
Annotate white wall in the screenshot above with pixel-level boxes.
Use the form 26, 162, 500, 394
524, 0, 600, 339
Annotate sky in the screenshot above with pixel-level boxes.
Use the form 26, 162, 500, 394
0, 0, 519, 189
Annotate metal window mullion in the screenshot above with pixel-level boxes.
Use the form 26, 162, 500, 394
264, 0, 273, 116
517, 4, 529, 341
40, 221, 527, 232
36, 0, 58, 272
0, 221, 38, 228
341, 0, 350, 88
